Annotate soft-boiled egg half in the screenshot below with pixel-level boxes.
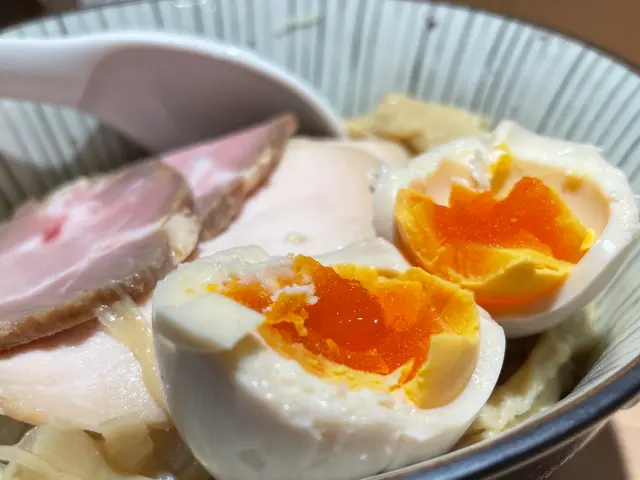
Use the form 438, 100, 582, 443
153, 239, 505, 480
373, 121, 639, 337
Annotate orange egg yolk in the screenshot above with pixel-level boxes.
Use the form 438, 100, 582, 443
432, 177, 588, 264
395, 175, 592, 309
218, 256, 444, 382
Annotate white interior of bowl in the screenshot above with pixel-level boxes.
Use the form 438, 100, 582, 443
0, 0, 639, 476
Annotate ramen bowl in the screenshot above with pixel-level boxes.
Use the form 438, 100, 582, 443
0, 1, 639, 479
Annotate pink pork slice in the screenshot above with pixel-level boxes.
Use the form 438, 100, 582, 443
0, 114, 297, 353
0, 115, 301, 426
162, 114, 298, 240
0, 161, 199, 352
0, 138, 410, 428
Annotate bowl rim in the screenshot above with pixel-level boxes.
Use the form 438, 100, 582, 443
391, 354, 640, 479
19, 0, 640, 76
3, 1, 640, 479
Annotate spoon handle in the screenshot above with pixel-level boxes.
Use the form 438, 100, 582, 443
0, 37, 100, 107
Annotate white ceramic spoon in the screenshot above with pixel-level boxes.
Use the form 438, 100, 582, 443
0, 31, 344, 152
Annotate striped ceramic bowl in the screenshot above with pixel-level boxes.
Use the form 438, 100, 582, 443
1, 1, 639, 479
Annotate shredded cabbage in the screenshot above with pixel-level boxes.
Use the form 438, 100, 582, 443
0, 421, 148, 479
96, 296, 168, 416
0, 294, 209, 480
458, 304, 599, 446
346, 93, 491, 154
0, 419, 209, 480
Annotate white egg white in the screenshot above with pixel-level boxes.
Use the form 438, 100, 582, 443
152, 239, 505, 480
372, 121, 639, 337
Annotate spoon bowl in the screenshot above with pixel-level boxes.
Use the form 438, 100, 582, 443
0, 31, 344, 152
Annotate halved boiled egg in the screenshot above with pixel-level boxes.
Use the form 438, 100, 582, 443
153, 239, 505, 480
373, 121, 639, 337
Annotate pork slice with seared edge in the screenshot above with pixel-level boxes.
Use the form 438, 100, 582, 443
0, 114, 301, 425
0, 161, 199, 351
163, 114, 298, 240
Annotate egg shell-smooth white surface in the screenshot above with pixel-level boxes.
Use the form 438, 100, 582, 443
372, 121, 639, 337
153, 239, 506, 480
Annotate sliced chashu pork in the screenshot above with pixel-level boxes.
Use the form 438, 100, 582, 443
163, 114, 298, 240
199, 138, 410, 257
0, 138, 409, 428
0, 161, 199, 352
0, 316, 164, 427
320, 139, 410, 165
0, 115, 296, 353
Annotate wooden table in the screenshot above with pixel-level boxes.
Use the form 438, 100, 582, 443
0, 2, 42, 28
552, 405, 640, 479
452, 0, 640, 69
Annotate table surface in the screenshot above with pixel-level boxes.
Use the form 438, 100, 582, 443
453, 0, 640, 69
551, 404, 640, 479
